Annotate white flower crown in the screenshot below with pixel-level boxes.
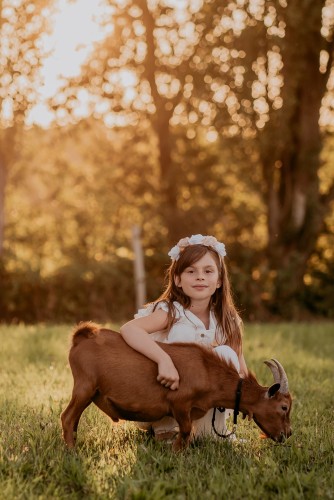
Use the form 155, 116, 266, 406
168, 234, 227, 261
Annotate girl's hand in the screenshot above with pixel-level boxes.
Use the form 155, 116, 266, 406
157, 358, 180, 390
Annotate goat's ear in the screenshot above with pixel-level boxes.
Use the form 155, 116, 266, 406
267, 383, 281, 398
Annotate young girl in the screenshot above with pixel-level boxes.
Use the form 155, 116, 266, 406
120, 234, 247, 440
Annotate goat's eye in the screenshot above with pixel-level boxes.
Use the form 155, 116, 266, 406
282, 405, 288, 412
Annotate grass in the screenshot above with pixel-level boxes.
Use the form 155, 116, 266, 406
0, 322, 333, 499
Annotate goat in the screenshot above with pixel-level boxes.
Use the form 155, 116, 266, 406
61, 322, 292, 451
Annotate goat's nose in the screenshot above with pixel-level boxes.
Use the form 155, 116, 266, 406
279, 430, 292, 442
278, 433, 285, 443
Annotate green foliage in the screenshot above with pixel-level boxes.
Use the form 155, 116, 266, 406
303, 242, 334, 318
0, 0, 54, 126
1, 119, 334, 322
1, 0, 334, 321
0, 258, 135, 323
0, 323, 333, 498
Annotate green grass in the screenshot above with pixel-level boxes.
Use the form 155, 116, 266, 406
0, 322, 333, 499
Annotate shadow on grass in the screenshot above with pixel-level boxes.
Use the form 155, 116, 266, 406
0, 399, 101, 499
2, 396, 333, 499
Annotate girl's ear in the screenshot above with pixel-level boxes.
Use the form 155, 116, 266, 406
216, 281, 221, 288
174, 276, 181, 287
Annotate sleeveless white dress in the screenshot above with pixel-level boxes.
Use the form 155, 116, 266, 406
135, 301, 240, 438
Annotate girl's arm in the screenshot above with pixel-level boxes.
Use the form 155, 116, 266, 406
120, 310, 180, 390
239, 351, 248, 378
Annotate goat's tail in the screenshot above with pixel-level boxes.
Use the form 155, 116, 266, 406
72, 321, 101, 347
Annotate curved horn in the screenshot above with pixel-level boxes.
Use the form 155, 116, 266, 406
272, 359, 289, 394
264, 359, 281, 384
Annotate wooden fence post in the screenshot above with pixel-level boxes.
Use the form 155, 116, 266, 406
131, 225, 147, 310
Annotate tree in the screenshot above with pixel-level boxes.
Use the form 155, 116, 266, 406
0, 0, 53, 255
237, 0, 334, 312
55, 0, 334, 316
53, 0, 243, 244
184, 0, 334, 313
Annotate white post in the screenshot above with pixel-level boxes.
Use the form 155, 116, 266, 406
131, 225, 147, 310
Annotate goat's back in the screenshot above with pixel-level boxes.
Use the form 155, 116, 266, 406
68, 323, 223, 400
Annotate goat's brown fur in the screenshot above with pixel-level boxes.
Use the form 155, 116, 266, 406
61, 322, 292, 450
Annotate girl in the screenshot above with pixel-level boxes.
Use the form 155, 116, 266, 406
120, 234, 247, 440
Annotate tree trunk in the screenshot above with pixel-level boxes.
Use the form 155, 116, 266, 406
259, 0, 333, 313
136, 0, 188, 244
0, 151, 6, 257
0, 126, 17, 258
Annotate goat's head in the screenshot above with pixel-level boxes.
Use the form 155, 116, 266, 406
251, 359, 292, 442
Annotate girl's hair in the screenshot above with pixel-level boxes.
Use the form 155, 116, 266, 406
153, 244, 243, 354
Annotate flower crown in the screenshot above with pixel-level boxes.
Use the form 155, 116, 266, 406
168, 234, 227, 261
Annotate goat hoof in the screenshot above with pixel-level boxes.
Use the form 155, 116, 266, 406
172, 437, 188, 452
172, 441, 182, 452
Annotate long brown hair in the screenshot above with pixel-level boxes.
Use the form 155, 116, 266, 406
152, 244, 243, 354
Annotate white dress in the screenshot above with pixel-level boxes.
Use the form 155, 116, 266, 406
135, 301, 240, 438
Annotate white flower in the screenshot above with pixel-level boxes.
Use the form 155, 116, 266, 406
177, 237, 190, 248
215, 242, 226, 257
168, 245, 180, 260
202, 236, 218, 246
189, 234, 205, 244
168, 234, 227, 261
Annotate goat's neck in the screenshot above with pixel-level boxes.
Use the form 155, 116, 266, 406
212, 371, 267, 415
238, 376, 268, 417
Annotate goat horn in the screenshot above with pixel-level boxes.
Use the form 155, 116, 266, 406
271, 359, 289, 394
264, 359, 280, 384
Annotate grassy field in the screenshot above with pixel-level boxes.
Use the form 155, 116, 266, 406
0, 322, 333, 499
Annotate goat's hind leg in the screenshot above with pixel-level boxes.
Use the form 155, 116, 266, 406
61, 385, 94, 448
172, 408, 192, 451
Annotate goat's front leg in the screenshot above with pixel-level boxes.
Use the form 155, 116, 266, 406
172, 408, 192, 451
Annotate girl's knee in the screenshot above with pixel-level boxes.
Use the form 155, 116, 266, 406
214, 345, 240, 371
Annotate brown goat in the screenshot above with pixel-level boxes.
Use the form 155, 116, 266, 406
61, 322, 292, 451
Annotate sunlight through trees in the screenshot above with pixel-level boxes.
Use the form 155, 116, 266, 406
1, 0, 334, 321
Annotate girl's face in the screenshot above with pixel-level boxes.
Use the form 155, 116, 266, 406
174, 252, 221, 303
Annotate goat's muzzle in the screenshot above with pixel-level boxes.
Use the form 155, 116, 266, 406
273, 429, 292, 443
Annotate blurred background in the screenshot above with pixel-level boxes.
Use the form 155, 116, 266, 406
0, 0, 333, 324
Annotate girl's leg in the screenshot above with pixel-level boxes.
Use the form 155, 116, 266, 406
214, 345, 240, 372
135, 417, 179, 440
192, 345, 240, 439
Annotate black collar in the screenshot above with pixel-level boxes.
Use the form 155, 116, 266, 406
211, 378, 243, 438
233, 378, 243, 425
